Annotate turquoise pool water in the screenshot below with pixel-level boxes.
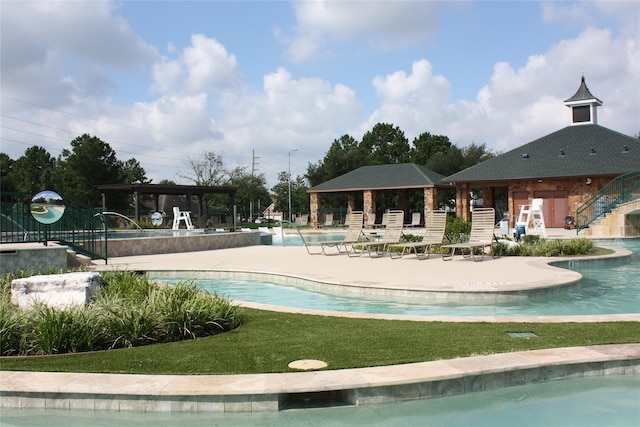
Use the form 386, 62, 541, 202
151, 239, 640, 317
3, 375, 638, 426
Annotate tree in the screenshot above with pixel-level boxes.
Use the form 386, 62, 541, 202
55, 134, 131, 206
119, 158, 150, 184
461, 142, 496, 170
227, 166, 270, 220
0, 152, 17, 193
271, 172, 309, 220
9, 146, 57, 194
307, 134, 365, 187
360, 123, 410, 165
410, 132, 454, 166
179, 151, 227, 186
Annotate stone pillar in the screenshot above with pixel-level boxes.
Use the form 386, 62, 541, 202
363, 190, 376, 225
482, 187, 494, 210
423, 187, 437, 214
347, 193, 356, 213
310, 193, 321, 229
457, 183, 471, 221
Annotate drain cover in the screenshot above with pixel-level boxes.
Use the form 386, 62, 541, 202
288, 359, 328, 371
507, 332, 538, 338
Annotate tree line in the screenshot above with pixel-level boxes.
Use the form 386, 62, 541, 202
1, 123, 496, 221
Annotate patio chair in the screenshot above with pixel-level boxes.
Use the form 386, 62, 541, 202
441, 208, 498, 261
172, 206, 194, 230
390, 211, 447, 259
306, 211, 364, 255
405, 211, 421, 228
348, 210, 404, 257
321, 213, 334, 228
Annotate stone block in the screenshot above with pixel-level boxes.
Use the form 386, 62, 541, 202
11, 272, 101, 309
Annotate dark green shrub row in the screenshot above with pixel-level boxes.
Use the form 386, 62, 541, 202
0, 271, 243, 356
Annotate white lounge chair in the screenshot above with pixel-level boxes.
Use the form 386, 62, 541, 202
348, 210, 404, 257
305, 211, 364, 255
321, 213, 334, 228
390, 211, 447, 259
405, 211, 421, 228
172, 206, 194, 230
441, 208, 498, 261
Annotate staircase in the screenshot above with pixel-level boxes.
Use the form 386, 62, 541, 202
578, 199, 640, 238
575, 171, 640, 236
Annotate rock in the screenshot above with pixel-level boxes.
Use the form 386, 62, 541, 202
11, 272, 101, 309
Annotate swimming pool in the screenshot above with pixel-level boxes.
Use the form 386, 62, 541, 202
3, 375, 638, 426
150, 239, 640, 317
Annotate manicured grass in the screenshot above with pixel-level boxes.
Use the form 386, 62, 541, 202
1, 309, 638, 374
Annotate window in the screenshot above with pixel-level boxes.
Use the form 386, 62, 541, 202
572, 105, 591, 123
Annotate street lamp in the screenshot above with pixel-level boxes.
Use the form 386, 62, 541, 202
288, 149, 298, 222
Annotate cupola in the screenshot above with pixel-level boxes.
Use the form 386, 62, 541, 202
564, 75, 602, 125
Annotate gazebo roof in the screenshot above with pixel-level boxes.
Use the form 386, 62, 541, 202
443, 124, 639, 183
308, 163, 446, 193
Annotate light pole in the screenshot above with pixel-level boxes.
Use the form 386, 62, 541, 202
288, 149, 298, 222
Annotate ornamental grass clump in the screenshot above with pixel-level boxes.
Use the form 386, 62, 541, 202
503, 237, 595, 257
0, 270, 243, 356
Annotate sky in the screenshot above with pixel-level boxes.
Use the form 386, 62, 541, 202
1, 1, 639, 189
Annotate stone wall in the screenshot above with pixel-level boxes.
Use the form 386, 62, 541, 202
0, 244, 67, 274
98, 231, 261, 258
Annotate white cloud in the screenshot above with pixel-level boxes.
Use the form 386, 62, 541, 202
152, 35, 241, 95
365, 26, 638, 155
0, 1, 158, 105
285, 0, 440, 61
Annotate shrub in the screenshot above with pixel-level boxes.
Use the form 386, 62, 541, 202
0, 270, 242, 355
445, 216, 471, 243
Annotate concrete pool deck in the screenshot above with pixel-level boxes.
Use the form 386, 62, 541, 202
2, 231, 639, 413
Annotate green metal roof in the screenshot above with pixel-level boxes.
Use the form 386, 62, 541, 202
308, 163, 445, 193
564, 76, 602, 104
443, 124, 639, 183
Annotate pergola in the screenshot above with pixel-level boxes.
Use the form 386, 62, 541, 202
96, 184, 238, 228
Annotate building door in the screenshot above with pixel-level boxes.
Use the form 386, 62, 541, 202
533, 190, 569, 227
512, 191, 529, 225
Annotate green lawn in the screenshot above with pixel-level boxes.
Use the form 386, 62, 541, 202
1, 309, 638, 375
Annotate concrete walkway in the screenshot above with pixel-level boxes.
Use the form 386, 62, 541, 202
2, 233, 639, 413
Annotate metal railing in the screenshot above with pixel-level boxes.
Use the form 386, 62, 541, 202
0, 192, 106, 261
575, 171, 640, 233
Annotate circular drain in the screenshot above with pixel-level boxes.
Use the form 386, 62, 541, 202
288, 359, 328, 371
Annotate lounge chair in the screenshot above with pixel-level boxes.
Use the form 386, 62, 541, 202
441, 208, 498, 261
405, 211, 421, 228
390, 210, 447, 259
306, 211, 364, 255
320, 213, 334, 228
348, 210, 404, 257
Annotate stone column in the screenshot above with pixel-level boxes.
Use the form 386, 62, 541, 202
363, 190, 375, 225
423, 187, 437, 214
347, 193, 356, 213
310, 193, 321, 229
482, 187, 494, 210
457, 183, 471, 221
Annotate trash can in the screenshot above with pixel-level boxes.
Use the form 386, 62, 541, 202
515, 224, 526, 241
499, 220, 509, 236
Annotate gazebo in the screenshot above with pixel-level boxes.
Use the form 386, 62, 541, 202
307, 163, 448, 228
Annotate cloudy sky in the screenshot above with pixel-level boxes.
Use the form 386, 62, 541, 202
1, 1, 638, 188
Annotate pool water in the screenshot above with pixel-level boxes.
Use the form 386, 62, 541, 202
3, 375, 638, 426
150, 239, 640, 317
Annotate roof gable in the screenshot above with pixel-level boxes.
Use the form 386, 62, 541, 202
444, 125, 639, 183
309, 163, 445, 193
